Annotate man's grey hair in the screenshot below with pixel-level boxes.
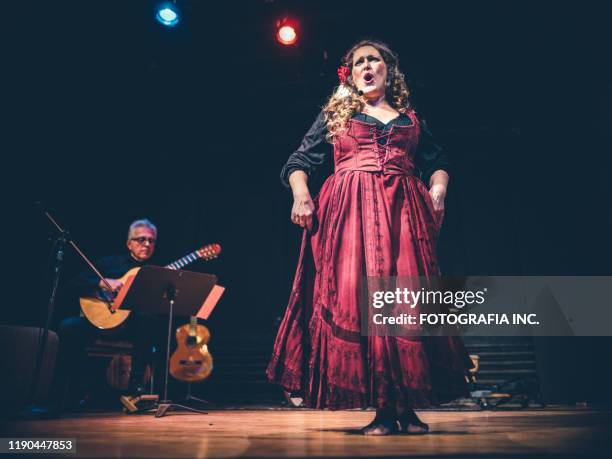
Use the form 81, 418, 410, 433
127, 219, 158, 241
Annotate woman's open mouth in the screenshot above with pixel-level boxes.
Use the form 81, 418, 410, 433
363, 73, 374, 84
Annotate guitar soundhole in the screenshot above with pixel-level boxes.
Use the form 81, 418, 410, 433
187, 336, 197, 347
179, 360, 203, 365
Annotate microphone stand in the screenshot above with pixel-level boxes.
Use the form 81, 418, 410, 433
21, 221, 69, 418
38, 203, 116, 292
22, 203, 116, 417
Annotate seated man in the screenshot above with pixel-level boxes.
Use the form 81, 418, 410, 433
51, 219, 161, 412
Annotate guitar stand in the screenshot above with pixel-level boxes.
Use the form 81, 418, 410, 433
155, 401, 208, 417
175, 382, 213, 406
155, 286, 208, 418
155, 385, 212, 417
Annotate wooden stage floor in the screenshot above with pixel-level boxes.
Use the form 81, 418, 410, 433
3, 408, 612, 458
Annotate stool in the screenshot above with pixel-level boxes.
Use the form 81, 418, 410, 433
85, 339, 154, 393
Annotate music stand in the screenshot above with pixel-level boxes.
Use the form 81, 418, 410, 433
118, 265, 221, 418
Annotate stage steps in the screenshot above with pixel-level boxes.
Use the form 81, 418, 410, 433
462, 337, 539, 391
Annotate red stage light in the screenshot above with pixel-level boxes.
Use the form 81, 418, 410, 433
276, 24, 297, 46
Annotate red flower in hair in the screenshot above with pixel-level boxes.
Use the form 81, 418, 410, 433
337, 65, 350, 84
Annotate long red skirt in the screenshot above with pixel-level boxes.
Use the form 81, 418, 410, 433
267, 171, 473, 409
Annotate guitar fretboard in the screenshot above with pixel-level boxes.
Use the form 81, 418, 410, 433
166, 251, 200, 270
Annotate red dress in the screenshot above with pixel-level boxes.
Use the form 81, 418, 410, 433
267, 110, 473, 409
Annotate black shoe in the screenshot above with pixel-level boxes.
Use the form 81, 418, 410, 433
397, 411, 429, 434
361, 418, 398, 436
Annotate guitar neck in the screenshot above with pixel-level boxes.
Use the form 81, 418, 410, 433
166, 251, 200, 270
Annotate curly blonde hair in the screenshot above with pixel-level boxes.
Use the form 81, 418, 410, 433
323, 39, 411, 142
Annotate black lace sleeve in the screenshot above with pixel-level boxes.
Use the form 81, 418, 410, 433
415, 117, 450, 186
280, 110, 331, 187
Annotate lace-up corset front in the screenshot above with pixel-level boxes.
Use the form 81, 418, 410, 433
333, 110, 421, 176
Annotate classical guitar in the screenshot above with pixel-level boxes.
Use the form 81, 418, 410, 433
169, 316, 213, 382
80, 243, 222, 329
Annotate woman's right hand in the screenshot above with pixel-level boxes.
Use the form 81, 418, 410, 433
291, 191, 315, 231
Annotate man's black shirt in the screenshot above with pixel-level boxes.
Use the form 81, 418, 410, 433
71, 254, 149, 298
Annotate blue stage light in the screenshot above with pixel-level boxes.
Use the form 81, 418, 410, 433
156, 3, 180, 27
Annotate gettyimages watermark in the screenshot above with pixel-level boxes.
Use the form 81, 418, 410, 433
360, 276, 612, 336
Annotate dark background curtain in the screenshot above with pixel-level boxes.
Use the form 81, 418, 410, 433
4, 1, 611, 403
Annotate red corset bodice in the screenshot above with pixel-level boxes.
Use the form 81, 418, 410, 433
333, 110, 421, 175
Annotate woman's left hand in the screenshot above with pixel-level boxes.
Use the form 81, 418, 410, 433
429, 183, 446, 212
